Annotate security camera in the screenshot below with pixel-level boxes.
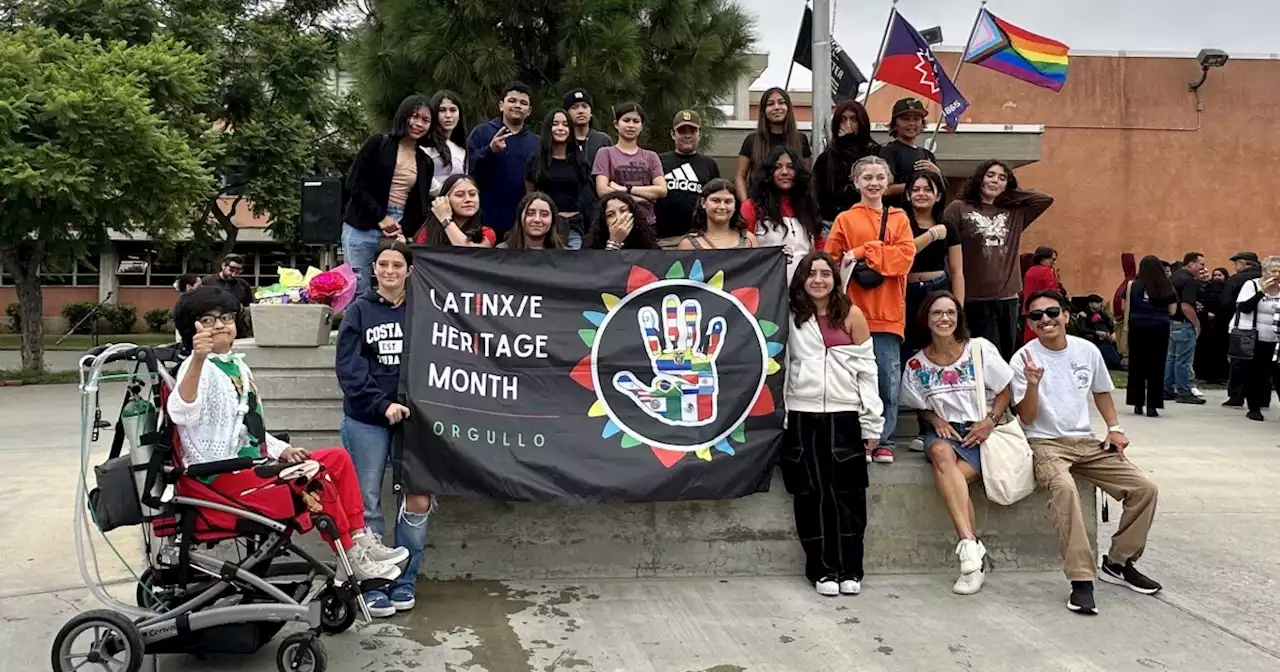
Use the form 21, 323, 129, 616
1197, 49, 1229, 69
920, 26, 944, 46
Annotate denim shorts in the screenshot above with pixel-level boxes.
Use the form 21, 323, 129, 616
922, 421, 983, 475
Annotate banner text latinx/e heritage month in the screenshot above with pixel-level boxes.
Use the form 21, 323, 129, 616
423, 288, 549, 402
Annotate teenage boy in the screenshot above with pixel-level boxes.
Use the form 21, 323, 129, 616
1012, 290, 1162, 616
879, 98, 943, 207
563, 88, 613, 166
655, 110, 721, 248
1164, 252, 1207, 404
468, 82, 540, 232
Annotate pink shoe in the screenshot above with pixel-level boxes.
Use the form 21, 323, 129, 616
872, 446, 895, 463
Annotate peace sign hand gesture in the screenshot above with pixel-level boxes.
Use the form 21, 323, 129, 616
1022, 351, 1045, 387
489, 127, 513, 153
613, 294, 727, 427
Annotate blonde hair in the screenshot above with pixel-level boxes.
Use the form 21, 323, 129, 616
851, 155, 892, 182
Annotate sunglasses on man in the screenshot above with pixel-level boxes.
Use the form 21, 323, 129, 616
1027, 306, 1063, 322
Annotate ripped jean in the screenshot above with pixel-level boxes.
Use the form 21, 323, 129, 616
340, 414, 433, 592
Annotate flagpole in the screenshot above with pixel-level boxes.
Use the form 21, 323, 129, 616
859, 0, 899, 107
785, 60, 796, 91
927, 0, 986, 150
811, 0, 833, 155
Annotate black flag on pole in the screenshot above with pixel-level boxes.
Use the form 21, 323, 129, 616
792, 5, 868, 102
399, 247, 790, 503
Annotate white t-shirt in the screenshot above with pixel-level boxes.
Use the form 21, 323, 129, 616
900, 337, 1014, 424
422, 140, 466, 196
1011, 335, 1114, 440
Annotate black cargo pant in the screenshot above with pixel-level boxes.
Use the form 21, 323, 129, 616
966, 297, 1021, 360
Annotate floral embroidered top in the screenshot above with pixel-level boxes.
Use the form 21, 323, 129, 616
898, 337, 1013, 424
167, 353, 289, 467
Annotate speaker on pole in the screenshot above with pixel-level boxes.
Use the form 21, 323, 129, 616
300, 176, 344, 244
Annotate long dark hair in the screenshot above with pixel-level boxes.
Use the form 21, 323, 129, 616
749, 87, 803, 170
503, 192, 566, 249
390, 94, 433, 143
691, 178, 742, 233
789, 252, 851, 329
749, 145, 823, 243
428, 90, 467, 165
421, 174, 488, 246
918, 291, 969, 342
960, 159, 1019, 206
1033, 246, 1056, 265
530, 109, 590, 189
822, 100, 878, 200
1136, 254, 1176, 302
903, 170, 946, 232
585, 191, 658, 250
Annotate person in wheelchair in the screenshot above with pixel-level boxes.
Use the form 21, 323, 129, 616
167, 285, 408, 582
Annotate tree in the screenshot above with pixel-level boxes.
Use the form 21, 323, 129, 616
349, 0, 757, 151
0, 27, 218, 370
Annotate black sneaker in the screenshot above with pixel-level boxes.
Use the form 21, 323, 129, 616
1162, 390, 1176, 401
1067, 581, 1098, 615
1246, 410, 1265, 422
1099, 556, 1163, 595
1146, 408, 1159, 418
1175, 394, 1206, 405
1222, 399, 1244, 408
1133, 405, 1143, 415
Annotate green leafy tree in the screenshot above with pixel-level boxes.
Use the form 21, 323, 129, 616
349, 0, 756, 150
0, 27, 218, 370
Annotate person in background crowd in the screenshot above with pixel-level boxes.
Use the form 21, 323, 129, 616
656, 110, 721, 248
944, 159, 1054, 360
1074, 294, 1123, 371
414, 174, 495, 247
499, 192, 567, 250
175, 274, 202, 293
468, 82, 539, 234
736, 88, 811, 202
202, 254, 254, 338
1125, 256, 1178, 417
585, 191, 659, 250
813, 100, 880, 228
825, 155, 916, 464
343, 94, 436, 293
592, 102, 667, 227
335, 239, 433, 617
1112, 253, 1136, 357
563, 88, 613, 166
424, 90, 467, 195
879, 98, 943, 208
525, 109, 594, 249
1013, 290, 1162, 616
678, 179, 756, 250
1221, 252, 1262, 407
1233, 255, 1280, 422
900, 291, 1012, 595
742, 146, 824, 282
782, 251, 882, 598
1163, 251, 1206, 405
1195, 267, 1231, 385
1022, 247, 1061, 343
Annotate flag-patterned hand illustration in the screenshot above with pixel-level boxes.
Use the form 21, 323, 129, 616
613, 294, 726, 426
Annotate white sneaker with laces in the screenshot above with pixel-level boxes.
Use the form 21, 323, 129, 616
815, 578, 840, 597
839, 579, 861, 595
354, 529, 410, 565
349, 545, 402, 582
956, 538, 986, 575
1191, 386, 1204, 398
909, 437, 925, 452
953, 568, 985, 595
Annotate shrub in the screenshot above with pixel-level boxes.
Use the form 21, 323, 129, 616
144, 308, 172, 333
61, 302, 100, 334
106, 304, 138, 334
4, 303, 19, 332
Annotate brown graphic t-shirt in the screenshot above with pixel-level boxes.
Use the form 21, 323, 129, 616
592, 145, 664, 225
943, 190, 1055, 302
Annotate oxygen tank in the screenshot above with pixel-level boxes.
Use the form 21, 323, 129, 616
120, 392, 162, 517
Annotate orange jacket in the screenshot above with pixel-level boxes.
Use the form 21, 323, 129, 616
825, 203, 916, 337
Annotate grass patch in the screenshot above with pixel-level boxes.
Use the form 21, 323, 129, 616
0, 333, 174, 351
0, 369, 81, 385
1110, 371, 1128, 389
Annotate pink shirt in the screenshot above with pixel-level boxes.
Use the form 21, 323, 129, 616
817, 315, 853, 349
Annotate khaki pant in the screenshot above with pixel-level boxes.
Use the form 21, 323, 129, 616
1029, 437, 1159, 581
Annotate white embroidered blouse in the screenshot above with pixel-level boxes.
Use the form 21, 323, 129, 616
166, 353, 289, 466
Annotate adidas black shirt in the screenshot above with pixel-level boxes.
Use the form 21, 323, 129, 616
655, 152, 721, 239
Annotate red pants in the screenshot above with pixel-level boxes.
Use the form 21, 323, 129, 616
210, 447, 366, 550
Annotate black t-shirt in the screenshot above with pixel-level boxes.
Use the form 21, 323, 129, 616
908, 219, 960, 273
655, 152, 721, 239
525, 153, 590, 213
738, 132, 812, 162
1169, 269, 1200, 322
879, 140, 938, 208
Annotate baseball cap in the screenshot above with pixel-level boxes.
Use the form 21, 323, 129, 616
672, 109, 701, 129
562, 88, 593, 110
1230, 251, 1258, 263
891, 97, 928, 119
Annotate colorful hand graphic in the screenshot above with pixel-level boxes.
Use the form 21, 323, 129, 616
613, 294, 726, 426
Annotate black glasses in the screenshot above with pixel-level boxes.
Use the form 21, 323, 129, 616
197, 313, 237, 328
1027, 307, 1063, 322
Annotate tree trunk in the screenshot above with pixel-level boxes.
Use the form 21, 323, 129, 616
211, 197, 241, 259
0, 242, 46, 372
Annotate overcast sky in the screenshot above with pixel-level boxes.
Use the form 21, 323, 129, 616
740, 0, 1280, 90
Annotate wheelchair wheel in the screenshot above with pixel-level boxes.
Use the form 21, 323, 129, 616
318, 586, 356, 634
276, 633, 327, 672
135, 568, 168, 610
50, 609, 145, 672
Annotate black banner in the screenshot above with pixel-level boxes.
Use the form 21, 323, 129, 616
399, 248, 790, 503
792, 5, 868, 102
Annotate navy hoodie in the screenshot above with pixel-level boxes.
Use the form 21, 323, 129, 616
335, 290, 406, 426
467, 118, 540, 232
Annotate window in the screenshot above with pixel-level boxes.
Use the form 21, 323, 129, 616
150, 246, 186, 291
255, 247, 293, 287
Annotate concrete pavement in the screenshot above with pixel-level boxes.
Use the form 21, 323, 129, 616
3, 382, 1279, 671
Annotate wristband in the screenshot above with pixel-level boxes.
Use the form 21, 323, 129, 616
606, 240, 623, 250
1107, 425, 1125, 434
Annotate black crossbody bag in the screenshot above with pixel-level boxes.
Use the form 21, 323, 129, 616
850, 206, 891, 289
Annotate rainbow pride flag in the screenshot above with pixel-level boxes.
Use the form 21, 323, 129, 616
964, 8, 1069, 91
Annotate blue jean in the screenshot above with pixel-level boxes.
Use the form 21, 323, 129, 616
342, 225, 383, 296
871, 333, 902, 446
340, 414, 430, 592
1163, 321, 1197, 395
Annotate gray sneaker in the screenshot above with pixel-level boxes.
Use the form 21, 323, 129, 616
354, 530, 410, 565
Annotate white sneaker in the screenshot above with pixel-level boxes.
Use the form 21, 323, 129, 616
349, 545, 402, 582
956, 538, 987, 575
839, 579, 862, 595
815, 577, 840, 596
354, 529, 410, 565
953, 568, 985, 595
1191, 386, 1204, 398
909, 437, 926, 452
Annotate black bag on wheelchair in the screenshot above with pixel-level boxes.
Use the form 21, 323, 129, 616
89, 455, 144, 531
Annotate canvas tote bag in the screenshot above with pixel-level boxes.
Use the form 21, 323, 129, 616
972, 339, 1036, 505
